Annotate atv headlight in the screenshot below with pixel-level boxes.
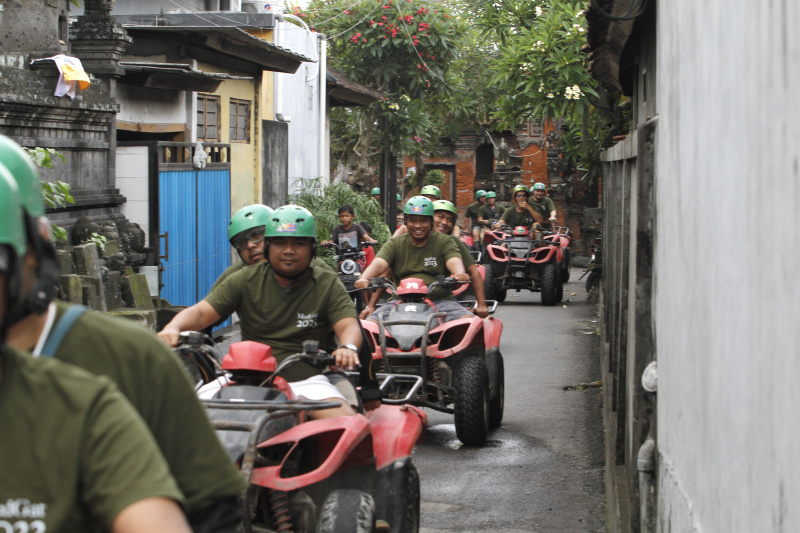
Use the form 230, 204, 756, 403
340, 259, 358, 275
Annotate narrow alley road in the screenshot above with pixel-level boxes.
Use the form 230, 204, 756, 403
413, 268, 605, 532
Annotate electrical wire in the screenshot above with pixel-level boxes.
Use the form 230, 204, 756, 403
590, 0, 650, 22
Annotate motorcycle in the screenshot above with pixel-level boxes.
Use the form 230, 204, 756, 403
483, 225, 563, 306
321, 241, 374, 314
178, 333, 427, 533
579, 234, 602, 293
361, 276, 504, 446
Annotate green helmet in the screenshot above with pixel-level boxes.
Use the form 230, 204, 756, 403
512, 184, 530, 197
0, 135, 44, 218
371, 187, 381, 195
420, 185, 441, 198
532, 182, 546, 191
485, 191, 497, 199
265, 205, 317, 239
404, 196, 434, 217
397, 193, 402, 202
228, 204, 273, 241
432, 200, 457, 216
0, 164, 26, 258
475, 190, 487, 199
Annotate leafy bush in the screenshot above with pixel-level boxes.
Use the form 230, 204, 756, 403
23, 147, 73, 241
290, 178, 391, 269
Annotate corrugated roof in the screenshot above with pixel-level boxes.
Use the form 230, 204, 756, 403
326, 68, 383, 107
121, 25, 313, 74
120, 61, 252, 91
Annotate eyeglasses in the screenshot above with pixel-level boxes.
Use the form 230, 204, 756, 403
231, 226, 266, 251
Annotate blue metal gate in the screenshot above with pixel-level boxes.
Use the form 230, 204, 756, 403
158, 143, 232, 329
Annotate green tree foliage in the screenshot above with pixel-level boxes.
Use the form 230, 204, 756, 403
298, 0, 473, 182
23, 147, 74, 241
290, 178, 391, 269
472, 0, 629, 179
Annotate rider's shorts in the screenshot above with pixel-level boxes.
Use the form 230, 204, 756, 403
196, 374, 346, 402
367, 298, 472, 323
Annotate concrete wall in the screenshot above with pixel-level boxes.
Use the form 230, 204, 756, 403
274, 20, 323, 193
654, 1, 800, 531
117, 84, 186, 125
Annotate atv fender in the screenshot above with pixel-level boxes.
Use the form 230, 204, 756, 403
426, 316, 485, 357
481, 317, 503, 349
250, 414, 373, 491
365, 405, 427, 470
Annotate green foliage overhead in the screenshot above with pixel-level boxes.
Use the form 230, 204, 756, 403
474, 0, 628, 179
289, 178, 391, 269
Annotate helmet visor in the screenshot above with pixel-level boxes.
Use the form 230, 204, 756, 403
231, 226, 266, 250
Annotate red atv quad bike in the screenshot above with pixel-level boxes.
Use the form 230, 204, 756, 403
483, 225, 564, 306
179, 334, 427, 533
543, 225, 572, 282
361, 277, 504, 446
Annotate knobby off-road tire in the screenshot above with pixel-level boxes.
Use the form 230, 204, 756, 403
483, 264, 497, 301
496, 288, 507, 302
317, 490, 376, 533
454, 356, 490, 446
540, 263, 559, 306
560, 248, 571, 282
375, 461, 420, 533
556, 268, 564, 303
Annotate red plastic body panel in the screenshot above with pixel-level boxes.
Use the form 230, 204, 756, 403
453, 264, 485, 296
365, 405, 427, 469
460, 234, 474, 247
396, 277, 429, 296
486, 241, 560, 265
222, 341, 276, 373
481, 316, 503, 349
250, 414, 373, 491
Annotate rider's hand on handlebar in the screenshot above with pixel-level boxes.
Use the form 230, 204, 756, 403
354, 278, 370, 290
157, 326, 181, 348
331, 346, 359, 372
472, 303, 490, 319
452, 273, 470, 283
359, 305, 374, 320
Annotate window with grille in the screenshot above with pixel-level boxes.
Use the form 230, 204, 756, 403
197, 95, 220, 141
230, 99, 251, 142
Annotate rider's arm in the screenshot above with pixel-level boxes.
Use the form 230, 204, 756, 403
453, 225, 462, 237
445, 256, 467, 279
158, 301, 221, 347
113, 498, 191, 533
355, 257, 391, 288
391, 224, 408, 237
524, 202, 544, 223
331, 317, 361, 371
467, 264, 489, 318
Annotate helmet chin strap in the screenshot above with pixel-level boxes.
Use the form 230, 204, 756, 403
4, 218, 59, 327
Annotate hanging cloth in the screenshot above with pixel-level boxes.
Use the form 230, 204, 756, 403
30, 54, 91, 99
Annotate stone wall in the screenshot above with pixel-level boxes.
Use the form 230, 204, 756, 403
55, 217, 161, 330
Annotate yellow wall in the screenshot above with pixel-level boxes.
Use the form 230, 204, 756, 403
197, 62, 262, 215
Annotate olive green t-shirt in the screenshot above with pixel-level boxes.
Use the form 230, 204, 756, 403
464, 201, 483, 226
501, 207, 537, 230
478, 203, 505, 223
376, 232, 462, 300
529, 195, 556, 220
0, 345, 183, 532
205, 262, 357, 381
209, 258, 333, 294
49, 300, 246, 515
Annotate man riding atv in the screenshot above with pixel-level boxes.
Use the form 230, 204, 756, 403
158, 205, 381, 416
391, 184, 461, 238
432, 200, 489, 318
494, 184, 544, 236
465, 189, 487, 246
356, 196, 471, 322
529, 182, 558, 235
0, 141, 198, 533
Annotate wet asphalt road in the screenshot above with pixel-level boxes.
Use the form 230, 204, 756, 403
414, 267, 605, 533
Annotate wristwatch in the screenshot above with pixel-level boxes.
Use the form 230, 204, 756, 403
341, 343, 358, 352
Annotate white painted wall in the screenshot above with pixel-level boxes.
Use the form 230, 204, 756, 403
655, 1, 800, 531
115, 146, 150, 246
274, 19, 324, 193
